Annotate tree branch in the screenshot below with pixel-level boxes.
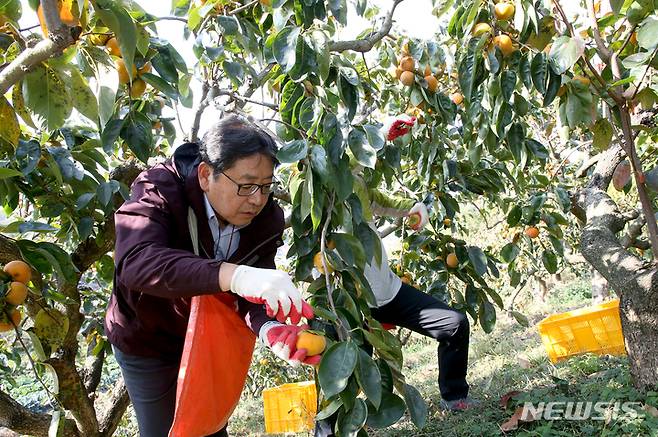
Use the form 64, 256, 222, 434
190, 81, 212, 143
0, 0, 76, 94
585, 0, 611, 63
328, 0, 404, 53
97, 379, 130, 437
378, 218, 402, 239
617, 107, 658, 253
0, 390, 79, 437
45, 357, 98, 436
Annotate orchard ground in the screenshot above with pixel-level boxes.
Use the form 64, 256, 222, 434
225, 278, 658, 436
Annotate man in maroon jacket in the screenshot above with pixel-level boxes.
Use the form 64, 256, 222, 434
106, 115, 317, 437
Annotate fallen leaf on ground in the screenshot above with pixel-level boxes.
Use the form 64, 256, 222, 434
517, 355, 531, 369
644, 404, 658, 417
500, 404, 539, 432
499, 390, 522, 409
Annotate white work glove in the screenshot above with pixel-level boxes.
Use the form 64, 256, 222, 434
407, 202, 429, 231
230, 265, 314, 324
259, 322, 322, 367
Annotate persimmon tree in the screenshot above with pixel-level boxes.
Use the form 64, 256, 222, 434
0, 0, 656, 436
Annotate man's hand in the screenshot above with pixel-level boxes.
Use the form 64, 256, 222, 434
229, 265, 313, 324
260, 323, 323, 366
407, 202, 429, 231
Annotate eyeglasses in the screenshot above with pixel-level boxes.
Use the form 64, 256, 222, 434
221, 171, 277, 196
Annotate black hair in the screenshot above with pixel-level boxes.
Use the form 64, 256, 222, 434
199, 115, 278, 175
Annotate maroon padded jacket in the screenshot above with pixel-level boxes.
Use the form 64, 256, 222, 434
105, 142, 284, 361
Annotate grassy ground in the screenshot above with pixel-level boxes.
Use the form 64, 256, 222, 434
228, 280, 658, 436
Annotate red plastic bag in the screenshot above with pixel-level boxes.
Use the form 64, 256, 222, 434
169, 293, 256, 437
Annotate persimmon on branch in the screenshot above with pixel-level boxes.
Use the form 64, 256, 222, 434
0, 0, 76, 94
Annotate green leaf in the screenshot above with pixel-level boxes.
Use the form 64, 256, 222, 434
348, 128, 376, 169
458, 38, 481, 102
0, 168, 22, 179
339, 75, 358, 121
621, 51, 652, 68
68, 68, 98, 123
478, 299, 496, 333
318, 341, 358, 399
403, 383, 427, 429
530, 52, 548, 93
98, 85, 116, 128
467, 246, 488, 276
518, 54, 533, 90
511, 310, 530, 327
333, 233, 366, 270
337, 398, 367, 436
222, 61, 244, 87
356, 349, 382, 409
542, 249, 558, 273
140, 73, 179, 100
136, 24, 150, 56
217, 15, 239, 35
97, 180, 120, 206
363, 124, 385, 151
0, 96, 19, 147
11, 81, 36, 128
592, 118, 613, 152
565, 85, 593, 127
15, 140, 40, 176
298, 97, 318, 132
366, 391, 406, 428
120, 111, 153, 163
500, 243, 520, 263
23, 65, 72, 131
506, 204, 522, 226
500, 70, 516, 102
316, 398, 343, 421
101, 118, 125, 153
311, 31, 330, 81
279, 81, 303, 123
543, 68, 562, 107
48, 146, 83, 181
277, 139, 308, 163
328, 0, 347, 25
38, 242, 78, 283
310, 144, 331, 183
638, 15, 658, 49
272, 26, 300, 73
548, 36, 584, 74
507, 122, 525, 164
95, 0, 137, 78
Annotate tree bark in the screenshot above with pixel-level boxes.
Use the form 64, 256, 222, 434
590, 267, 610, 303
579, 144, 658, 392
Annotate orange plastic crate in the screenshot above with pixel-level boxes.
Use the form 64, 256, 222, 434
263, 381, 317, 434
537, 299, 626, 363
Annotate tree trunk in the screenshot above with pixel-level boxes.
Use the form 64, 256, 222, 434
579, 144, 658, 392
590, 267, 610, 303
619, 287, 658, 392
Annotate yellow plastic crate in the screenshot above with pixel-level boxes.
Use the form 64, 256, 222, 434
263, 381, 317, 434
537, 299, 626, 363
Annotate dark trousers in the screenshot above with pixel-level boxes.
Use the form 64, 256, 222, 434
314, 283, 470, 436
113, 345, 228, 437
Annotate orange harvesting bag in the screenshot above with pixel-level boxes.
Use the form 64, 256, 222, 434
169, 293, 256, 437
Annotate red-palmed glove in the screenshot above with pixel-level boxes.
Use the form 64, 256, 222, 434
259, 323, 323, 367
407, 202, 429, 231
385, 115, 416, 141
271, 301, 315, 325
230, 265, 311, 324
